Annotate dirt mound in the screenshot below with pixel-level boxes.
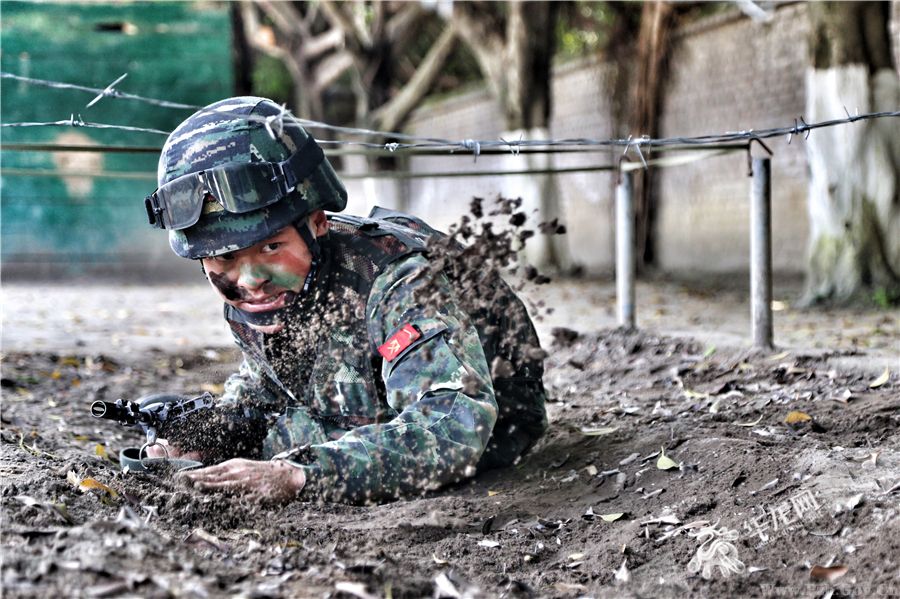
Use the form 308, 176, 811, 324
3, 329, 898, 597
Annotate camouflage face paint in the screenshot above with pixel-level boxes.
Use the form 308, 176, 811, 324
207, 270, 243, 301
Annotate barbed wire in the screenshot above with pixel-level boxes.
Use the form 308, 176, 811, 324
2, 71, 899, 157
0, 147, 734, 184
1, 116, 170, 136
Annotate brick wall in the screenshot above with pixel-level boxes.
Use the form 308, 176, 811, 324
392, 2, 899, 275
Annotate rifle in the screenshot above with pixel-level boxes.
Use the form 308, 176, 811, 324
90, 393, 215, 446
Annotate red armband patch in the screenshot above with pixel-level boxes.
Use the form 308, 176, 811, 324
378, 323, 421, 361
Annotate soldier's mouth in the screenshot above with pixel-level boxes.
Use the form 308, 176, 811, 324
238, 291, 296, 312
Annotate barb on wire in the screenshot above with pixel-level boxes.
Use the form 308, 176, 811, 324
86, 73, 128, 108
1, 119, 169, 136
798, 116, 811, 139
263, 102, 288, 140
499, 134, 523, 156
460, 139, 481, 162
1, 72, 197, 111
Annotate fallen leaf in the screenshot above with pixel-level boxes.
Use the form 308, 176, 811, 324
657, 447, 678, 470
477, 539, 500, 548
751, 478, 779, 495
432, 554, 449, 565
14, 495, 72, 524
833, 389, 855, 404
768, 351, 790, 361
185, 528, 229, 552
580, 426, 618, 436
600, 513, 624, 522
641, 513, 681, 526
67, 470, 81, 488
619, 452, 639, 466
59, 356, 81, 367
683, 389, 709, 400
95, 444, 108, 459
487, 490, 500, 497
841, 493, 864, 511
734, 415, 764, 427
50, 370, 62, 380
809, 565, 848, 582
434, 573, 461, 599
861, 450, 881, 467
585, 465, 598, 476
568, 552, 585, 561
614, 559, 630, 584
703, 345, 717, 358
554, 583, 586, 593
78, 478, 119, 499
334, 582, 378, 599
785, 411, 812, 424
869, 368, 890, 389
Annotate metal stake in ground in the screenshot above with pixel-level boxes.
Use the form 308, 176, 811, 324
750, 157, 773, 348
616, 170, 636, 329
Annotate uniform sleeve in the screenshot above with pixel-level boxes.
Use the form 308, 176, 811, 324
288, 255, 498, 504
217, 356, 285, 411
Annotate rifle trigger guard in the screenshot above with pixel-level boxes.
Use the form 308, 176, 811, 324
145, 426, 158, 446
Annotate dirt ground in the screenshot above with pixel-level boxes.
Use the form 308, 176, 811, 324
2, 278, 898, 598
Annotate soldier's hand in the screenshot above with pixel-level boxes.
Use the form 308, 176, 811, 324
177, 458, 306, 503
145, 439, 204, 462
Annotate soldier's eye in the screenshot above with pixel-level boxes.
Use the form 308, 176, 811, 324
262, 242, 282, 253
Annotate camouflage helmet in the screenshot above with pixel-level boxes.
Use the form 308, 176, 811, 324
155, 97, 347, 259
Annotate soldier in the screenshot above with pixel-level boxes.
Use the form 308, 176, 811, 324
143, 97, 547, 504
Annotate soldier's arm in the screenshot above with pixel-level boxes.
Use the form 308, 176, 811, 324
159, 355, 286, 460
288, 255, 498, 504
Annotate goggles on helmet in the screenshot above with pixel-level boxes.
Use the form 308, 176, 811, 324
145, 135, 324, 230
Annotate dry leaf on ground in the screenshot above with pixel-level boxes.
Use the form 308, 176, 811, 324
809, 565, 848, 582
869, 369, 890, 388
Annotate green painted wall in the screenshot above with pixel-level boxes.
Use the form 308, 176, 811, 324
1, 1, 234, 278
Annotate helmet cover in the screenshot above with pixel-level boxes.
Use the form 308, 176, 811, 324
157, 97, 347, 259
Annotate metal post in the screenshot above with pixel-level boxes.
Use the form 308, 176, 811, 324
750, 157, 773, 348
616, 171, 636, 329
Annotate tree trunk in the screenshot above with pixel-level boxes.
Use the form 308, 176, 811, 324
630, 1, 675, 271
804, 1, 900, 304
453, 1, 570, 269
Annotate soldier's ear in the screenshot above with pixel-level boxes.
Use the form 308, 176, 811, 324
309, 210, 328, 237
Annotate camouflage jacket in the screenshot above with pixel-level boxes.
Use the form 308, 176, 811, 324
215, 213, 546, 504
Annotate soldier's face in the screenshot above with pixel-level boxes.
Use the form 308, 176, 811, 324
201, 212, 327, 333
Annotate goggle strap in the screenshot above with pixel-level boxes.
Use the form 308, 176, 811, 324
279, 136, 324, 192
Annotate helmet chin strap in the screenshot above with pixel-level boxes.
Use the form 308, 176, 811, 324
226, 218, 322, 328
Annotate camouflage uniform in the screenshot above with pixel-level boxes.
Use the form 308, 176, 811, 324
217, 212, 548, 504
150, 97, 547, 504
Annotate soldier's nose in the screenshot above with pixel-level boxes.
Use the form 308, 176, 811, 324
237, 264, 270, 291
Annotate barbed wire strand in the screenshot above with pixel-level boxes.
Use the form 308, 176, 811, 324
0, 141, 750, 157
0, 148, 730, 184
2, 71, 898, 155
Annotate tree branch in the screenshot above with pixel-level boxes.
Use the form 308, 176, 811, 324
451, 3, 505, 103
386, 3, 428, 50
320, 0, 371, 51
256, 0, 304, 39
372, 25, 459, 133
312, 50, 355, 93
304, 28, 345, 61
